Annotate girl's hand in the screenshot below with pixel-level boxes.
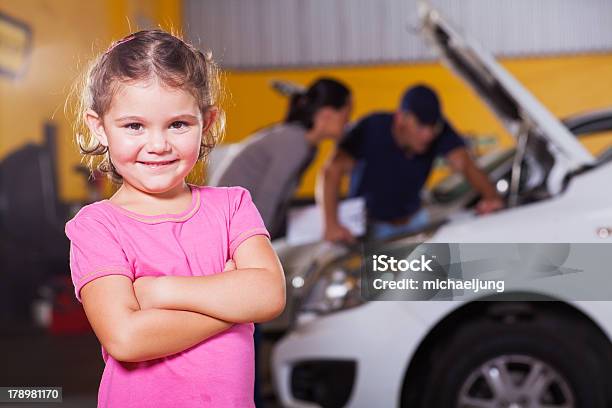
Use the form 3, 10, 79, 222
134, 260, 235, 310
223, 259, 236, 272
133, 276, 160, 310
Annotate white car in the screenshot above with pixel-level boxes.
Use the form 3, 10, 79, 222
272, 4, 612, 408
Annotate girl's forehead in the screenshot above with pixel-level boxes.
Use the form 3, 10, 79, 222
114, 78, 193, 98
109, 79, 200, 116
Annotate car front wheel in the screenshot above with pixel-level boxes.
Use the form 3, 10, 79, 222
411, 309, 609, 408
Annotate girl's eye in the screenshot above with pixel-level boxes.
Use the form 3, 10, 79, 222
170, 121, 189, 130
125, 123, 143, 131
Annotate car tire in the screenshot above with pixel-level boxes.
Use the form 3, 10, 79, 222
413, 309, 609, 408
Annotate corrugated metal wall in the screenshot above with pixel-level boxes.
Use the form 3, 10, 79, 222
184, 0, 612, 69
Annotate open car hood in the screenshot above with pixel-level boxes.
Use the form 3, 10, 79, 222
418, 2, 595, 174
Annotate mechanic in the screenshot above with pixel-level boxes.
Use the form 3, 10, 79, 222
211, 78, 352, 239
210, 78, 351, 407
318, 84, 504, 242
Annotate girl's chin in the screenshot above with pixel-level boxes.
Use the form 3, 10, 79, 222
123, 178, 187, 195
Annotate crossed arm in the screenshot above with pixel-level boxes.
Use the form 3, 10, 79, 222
80, 235, 285, 363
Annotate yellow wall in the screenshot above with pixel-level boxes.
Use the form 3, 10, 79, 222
1, 1, 610, 201
223, 54, 612, 197
0, 0, 182, 201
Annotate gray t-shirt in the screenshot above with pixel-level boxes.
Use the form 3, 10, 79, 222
211, 123, 316, 237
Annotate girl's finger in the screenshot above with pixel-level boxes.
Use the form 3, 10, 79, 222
223, 259, 236, 271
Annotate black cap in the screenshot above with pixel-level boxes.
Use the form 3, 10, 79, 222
399, 84, 441, 125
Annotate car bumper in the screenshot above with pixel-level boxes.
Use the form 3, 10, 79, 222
272, 302, 431, 408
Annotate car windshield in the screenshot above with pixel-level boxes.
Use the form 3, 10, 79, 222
564, 111, 612, 162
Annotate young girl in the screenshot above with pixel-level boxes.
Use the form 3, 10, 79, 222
65, 30, 285, 407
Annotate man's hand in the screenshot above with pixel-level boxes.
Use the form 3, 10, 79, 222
317, 148, 356, 244
447, 148, 505, 216
476, 196, 505, 215
324, 222, 356, 243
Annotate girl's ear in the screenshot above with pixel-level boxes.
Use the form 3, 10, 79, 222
84, 109, 109, 147
202, 107, 219, 134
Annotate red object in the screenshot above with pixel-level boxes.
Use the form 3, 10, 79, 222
49, 277, 91, 335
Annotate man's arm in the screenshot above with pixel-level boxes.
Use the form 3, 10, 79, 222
316, 148, 356, 242
81, 275, 232, 363
446, 147, 504, 214
135, 235, 286, 324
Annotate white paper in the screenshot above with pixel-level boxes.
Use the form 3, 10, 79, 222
286, 197, 366, 245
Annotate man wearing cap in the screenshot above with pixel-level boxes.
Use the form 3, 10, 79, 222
318, 84, 504, 242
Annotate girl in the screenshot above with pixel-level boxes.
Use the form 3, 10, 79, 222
209, 78, 352, 239
65, 30, 285, 407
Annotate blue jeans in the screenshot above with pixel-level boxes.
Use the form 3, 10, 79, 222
369, 208, 430, 240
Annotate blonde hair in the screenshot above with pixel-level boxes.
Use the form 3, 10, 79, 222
70, 29, 225, 184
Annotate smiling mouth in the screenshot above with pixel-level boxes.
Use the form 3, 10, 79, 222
137, 159, 179, 167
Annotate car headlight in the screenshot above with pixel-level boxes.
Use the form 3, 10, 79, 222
298, 253, 365, 316
297, 229, 439, 317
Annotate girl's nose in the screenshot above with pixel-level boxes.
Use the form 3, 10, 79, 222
146, 130, 171, 153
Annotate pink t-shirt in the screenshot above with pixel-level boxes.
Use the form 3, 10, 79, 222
65, 185, 269, 408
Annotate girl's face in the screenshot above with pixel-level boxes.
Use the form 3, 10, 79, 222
86, 79, 208, 195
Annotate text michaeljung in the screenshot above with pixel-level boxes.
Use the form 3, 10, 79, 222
372, 278, 505, 294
